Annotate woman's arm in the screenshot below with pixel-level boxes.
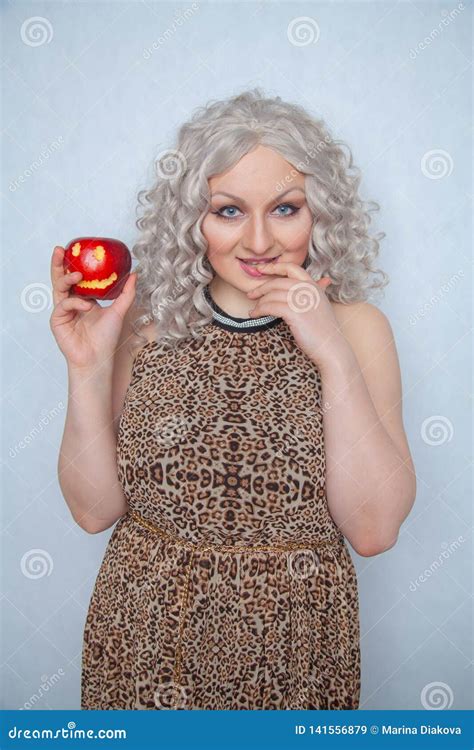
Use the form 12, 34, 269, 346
245, 262, 416, 556
57, 303, 146, 534
58, 361, 129, 533
319, 302, 416, 557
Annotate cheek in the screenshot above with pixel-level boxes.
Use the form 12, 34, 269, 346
280, 213, 313, 249
202, 218, 236, 253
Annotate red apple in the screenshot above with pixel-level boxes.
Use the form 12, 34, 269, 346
63, 237, 132, 300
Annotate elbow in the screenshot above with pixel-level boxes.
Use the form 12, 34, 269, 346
80, 511, 128, 534
351, 531, 400, 557
83, 524, 106, 535
69, 502, 129, 535
73, 514, 114, 534
349, 481, 416, 557
76, 519, 106, 534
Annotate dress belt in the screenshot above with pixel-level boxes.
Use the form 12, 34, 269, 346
127, 508, 345, 708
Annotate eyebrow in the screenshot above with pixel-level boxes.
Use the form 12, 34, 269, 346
210, 186, 306, 205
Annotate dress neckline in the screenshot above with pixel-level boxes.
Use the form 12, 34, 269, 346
203, 285, 284, 333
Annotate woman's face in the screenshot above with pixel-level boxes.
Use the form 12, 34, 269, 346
201, 145, 314, 294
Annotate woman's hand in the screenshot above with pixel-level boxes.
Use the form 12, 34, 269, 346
49, 245, 137, 372
246, 260, 352, 371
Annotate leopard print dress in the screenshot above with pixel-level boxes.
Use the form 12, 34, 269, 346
81, 285, 361, 710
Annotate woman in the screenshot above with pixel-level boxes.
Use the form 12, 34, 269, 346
51, 89, 416, 710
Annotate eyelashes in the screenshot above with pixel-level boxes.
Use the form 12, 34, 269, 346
211, 204, 301, 222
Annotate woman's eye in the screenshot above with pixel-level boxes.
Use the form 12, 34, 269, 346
212, 203, 300, 221
275, 203, 300, 217
215, 205, 242, 220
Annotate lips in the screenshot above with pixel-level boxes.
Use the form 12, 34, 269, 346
237, 256, 279, 265
238, 256, 279, 278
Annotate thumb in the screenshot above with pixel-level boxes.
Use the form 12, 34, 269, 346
111, 271, 137, 318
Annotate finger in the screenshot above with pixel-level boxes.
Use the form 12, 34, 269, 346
248, 276, 325, 298
110, 272, 137, 318
249, 290, 286, 308
247, 278, 294, 297
249, 296, 288, 318
250, 286, 324, 316
51, 246, 70, 306
56, 270, 83, 294
51, 245, 66, 285
316, 279, 332, 295
53, 296, 94, 318
316, 277, 332, 288
252, 260, 309, 280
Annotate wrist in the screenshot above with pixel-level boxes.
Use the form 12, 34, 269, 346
67, 361, 114, 396
67, 358, 114, 379
317, 341, 359, 380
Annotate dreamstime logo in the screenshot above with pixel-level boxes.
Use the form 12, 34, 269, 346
10, 403, 65, 458
409, 3, 465, 59
408, 536, 465, 592
9, 137, 64, 192
156, 149, 187, 180
151, 279, 191, 317
289, 665, 339, 708
247, 117, 261, 133
21, 549, 54, 579
153, 414, 190, 448
155, 555, 182, 576
275, 135, 333, 193
270, 408, 331, 468
20, 16, 54, 47
20, 669, 65, 709
314, 401, 332, 418
421, 415, 454, 446
8, 723, 127, 739
420, 681, 454, 710
409, 270, 464, 325
142, 3, 199, 59
287, 549, 320, 579
141, 313, 154, 327
21, 282, 53, 313
272, 430, 301, 463
287, 16, 320, 47
287, 282, 321, 314
154, 680, 190, 709
421, 149, 454, 180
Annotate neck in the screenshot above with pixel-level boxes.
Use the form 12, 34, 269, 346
203, 284, 283, 333
207, 279, 255, 319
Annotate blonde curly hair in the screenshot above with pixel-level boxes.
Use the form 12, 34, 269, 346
132, 87, 388, 350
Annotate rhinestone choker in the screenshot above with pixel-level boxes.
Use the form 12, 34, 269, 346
203, 285, 284, 333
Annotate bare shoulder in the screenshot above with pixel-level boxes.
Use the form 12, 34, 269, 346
330, 299, 391, 334
329, 300, 394, 356
329, 300, 414, 472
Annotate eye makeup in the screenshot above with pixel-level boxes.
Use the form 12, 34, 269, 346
211, 203, 302, 222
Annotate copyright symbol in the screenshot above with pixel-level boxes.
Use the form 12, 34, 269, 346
370, 725, 379, 734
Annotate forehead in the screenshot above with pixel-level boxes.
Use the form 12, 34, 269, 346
208, 145, 305, 196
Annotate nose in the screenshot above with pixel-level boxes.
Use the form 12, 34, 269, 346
241, 213, 275, 256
